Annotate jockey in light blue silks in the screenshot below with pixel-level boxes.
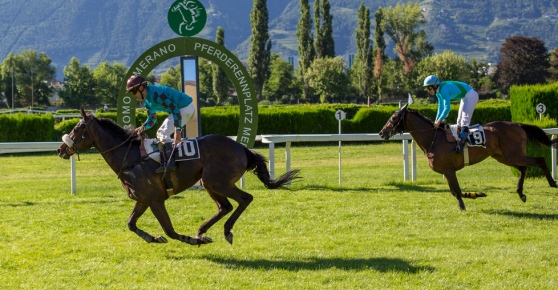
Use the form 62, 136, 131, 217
424, 75, 479, 154
126, 75, 195, 173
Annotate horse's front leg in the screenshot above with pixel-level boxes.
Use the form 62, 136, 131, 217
128, 201, 168, 243
444, 171, 466, 210
148, 200, 203, 246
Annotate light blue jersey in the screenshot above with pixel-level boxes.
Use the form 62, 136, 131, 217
435, 81, 473, 121
143, 85, 193, 130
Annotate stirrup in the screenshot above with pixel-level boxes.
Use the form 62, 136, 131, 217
450, 145, 463, 154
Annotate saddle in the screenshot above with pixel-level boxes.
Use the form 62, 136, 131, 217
141, 138, 200, 164
140, 138, 201, 196
445, 124, 486, 147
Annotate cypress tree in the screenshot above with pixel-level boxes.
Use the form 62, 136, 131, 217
373, 7, 386, 99
213, 26, 229, 104
248, 0, 272, 101
321, 0, 335, 57
354, 2, 372, 103
297, 0, 315, 100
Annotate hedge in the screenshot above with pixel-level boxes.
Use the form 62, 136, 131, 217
0, 113, 54, 142
2, 100, 513, 142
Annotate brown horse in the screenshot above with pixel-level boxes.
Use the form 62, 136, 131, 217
58, 108, 300, 245
379, 104, 557, 210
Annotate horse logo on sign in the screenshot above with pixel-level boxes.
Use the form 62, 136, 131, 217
168, 0, 207, 37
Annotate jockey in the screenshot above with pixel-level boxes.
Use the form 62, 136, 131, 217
126, 75, 195, 173
423, 75, 479, 154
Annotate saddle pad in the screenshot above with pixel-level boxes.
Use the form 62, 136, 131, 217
449, 124, 486, 147
141, 138, 162, 163
141, 138, 201, 163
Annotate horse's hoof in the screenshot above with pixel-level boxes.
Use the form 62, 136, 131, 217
225, 233, 233, 245
520, 195, 527, 203
155, 236, 168, 243
477, 192, 487, 198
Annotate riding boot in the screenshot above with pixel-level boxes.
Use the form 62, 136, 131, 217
451, 126, 469, 154
155, 142, 176, 173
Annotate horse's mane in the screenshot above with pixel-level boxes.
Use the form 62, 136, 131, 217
96, 117, 137, 140
407, 109, 434, 126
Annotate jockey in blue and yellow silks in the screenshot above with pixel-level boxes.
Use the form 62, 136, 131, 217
424, 75, 479, 154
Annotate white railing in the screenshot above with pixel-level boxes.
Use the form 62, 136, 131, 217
2, 129, 558, 192
261, 129, 558, 182
261, 133, 417, 182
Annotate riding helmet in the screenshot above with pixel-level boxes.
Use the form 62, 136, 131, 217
126, 75, 147, 93
423, 75, 440, 87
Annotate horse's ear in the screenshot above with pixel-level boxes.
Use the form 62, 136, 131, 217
400, 103, 408, 111
80, 108, 87, 118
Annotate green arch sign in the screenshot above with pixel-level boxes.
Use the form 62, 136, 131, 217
117, 37, 258, 148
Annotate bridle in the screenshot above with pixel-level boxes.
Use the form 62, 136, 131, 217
386, 108, 407, 138
386, 107, 439, 155
62, 117, 136, 159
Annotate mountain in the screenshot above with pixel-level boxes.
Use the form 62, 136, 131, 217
1, 0, 558, 80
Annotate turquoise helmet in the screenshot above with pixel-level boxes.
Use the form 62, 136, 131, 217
423, 75, 440, 87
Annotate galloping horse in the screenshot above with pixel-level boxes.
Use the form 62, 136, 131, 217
58, 108, 300, 245
379, 104, 557, 210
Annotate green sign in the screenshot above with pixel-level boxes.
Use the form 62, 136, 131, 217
168, 0, 207, 37
117, 37, 258, 148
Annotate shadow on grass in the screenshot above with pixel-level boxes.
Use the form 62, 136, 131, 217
298, 183, 447, 194
483, 209, 558, 220
200, 256, 434, 273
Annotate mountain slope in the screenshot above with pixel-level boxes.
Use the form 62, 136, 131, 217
1, 0, 557, 79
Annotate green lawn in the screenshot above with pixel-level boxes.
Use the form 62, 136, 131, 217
1, 142, 557, 289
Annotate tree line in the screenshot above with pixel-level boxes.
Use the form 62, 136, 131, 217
2, 0, 558, 109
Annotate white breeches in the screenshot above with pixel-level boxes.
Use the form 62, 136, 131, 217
457, 89, 479, 128
156, 104, 195, 142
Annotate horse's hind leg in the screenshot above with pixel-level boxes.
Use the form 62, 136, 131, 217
534, 156, 558, 188
205, 185, 253, 244
514, 166, 528, 203
127, 201, 168, 243
195, 189, 233, 241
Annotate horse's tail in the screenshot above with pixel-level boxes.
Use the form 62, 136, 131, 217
244, 147, 301, 189
520, 123, 554, 147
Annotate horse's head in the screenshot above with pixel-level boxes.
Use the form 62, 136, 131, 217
379, 103, 408, 140
57, 108, 96, 159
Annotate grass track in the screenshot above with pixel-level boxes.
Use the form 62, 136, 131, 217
1, 142, 557, 289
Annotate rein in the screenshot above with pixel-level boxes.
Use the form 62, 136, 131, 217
392, 108, 439, 155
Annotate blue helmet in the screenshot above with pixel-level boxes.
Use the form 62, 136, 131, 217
423, 75, 440, 87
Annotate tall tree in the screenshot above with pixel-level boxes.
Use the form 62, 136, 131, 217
305, 56, 349, 103
549, 48, 558, 83
494, 36, 549, 95
248, 0, 272, 101
0, 53, 19, 108
213, 26, 230, 104
373, 7, 386, 100
59, 57, 96, 108
313, 0, 323, 58
353, 2, 372, 103
297, 0, 315, 100
93, 61, 127, 106
383, 2, 432, 74
160, 65, 182, 90
263, 53, 299, 102
320, 0, 335, 58
14, 50, 56, 107
314, 0, 335, 58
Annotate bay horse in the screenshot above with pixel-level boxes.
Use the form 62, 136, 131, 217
58, 108, 300, 245
379, 104, 557, 210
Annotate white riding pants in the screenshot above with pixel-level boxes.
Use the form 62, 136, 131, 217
456, 89, 479, 128
156, 104, 195, 142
